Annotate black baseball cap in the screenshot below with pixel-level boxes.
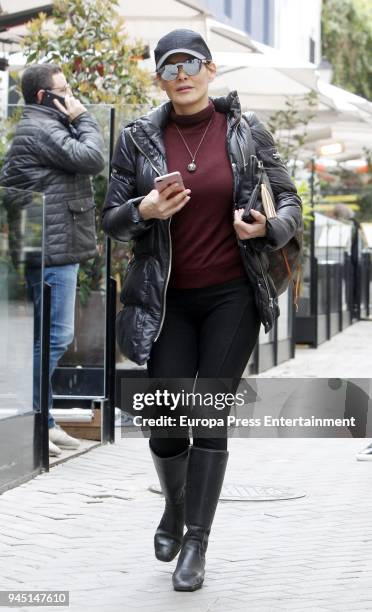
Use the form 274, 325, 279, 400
154, 29, 213, 72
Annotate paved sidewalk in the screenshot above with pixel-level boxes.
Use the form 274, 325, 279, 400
1, 319, 372, 612
1, 434, 372, 612
257, 319, 372, 377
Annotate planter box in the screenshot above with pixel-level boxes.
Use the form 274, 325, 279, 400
58, 407, 101, 441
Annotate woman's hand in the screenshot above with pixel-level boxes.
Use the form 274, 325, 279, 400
138, 183, 191, 221
233, 208, 267, 240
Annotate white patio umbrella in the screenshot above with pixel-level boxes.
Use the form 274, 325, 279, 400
317, 80, 372, 121
209, 49, 325, 113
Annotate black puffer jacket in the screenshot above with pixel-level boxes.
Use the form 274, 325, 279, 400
0, 104, 105, 266
102, 90, 302, 365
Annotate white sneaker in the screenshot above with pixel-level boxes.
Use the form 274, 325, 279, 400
49, 440, 62, 457
49, 424, 81, 450
356, 443, 372, 461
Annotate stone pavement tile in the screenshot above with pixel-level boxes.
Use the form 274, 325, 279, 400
311, 606, 367, 612
0, 576, 22, 589
2, 548, 59, 564
0, 532, 27, 544
231, 608, 288, 612
273, 602, 335, 611
2, 545, 61, 562
0, 524, 47, 537
71, 590, 205, 611
192, 597, 287, 612
325, 604, 372, 611
279, 607, 334, 612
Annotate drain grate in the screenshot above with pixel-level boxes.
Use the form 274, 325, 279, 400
149, 483, 306, 501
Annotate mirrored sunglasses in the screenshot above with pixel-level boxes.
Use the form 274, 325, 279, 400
158, 58, 210, 81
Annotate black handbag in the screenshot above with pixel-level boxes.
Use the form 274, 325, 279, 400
241, 117, 303, 307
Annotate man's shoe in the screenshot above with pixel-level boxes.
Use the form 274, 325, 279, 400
356, 443, 372, 461
49, 424, 80, 450
150, 442, 189, 562
172, 446, 228, 592
49, 440, 62, 457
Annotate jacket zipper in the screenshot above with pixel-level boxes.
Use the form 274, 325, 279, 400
128, 129, 161, 178
128, 128, 172, 344
154, 217, 172, 342
234, 121, 273, 308
235, 122, 248, 170
230, 122, 244, 255
256, 253, 274, 309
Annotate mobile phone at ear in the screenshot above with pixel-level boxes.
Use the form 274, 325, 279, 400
42, 90, 67, 110
154, 171, 185, 193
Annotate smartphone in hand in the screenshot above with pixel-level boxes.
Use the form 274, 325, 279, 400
42, 90, 68, 110
154, 171, 185, 193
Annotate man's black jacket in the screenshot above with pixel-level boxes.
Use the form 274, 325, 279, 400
102, 90, 302, 365
0, 104, 105, 266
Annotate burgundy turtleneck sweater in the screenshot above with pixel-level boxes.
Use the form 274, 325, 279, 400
163, 99, 246, 289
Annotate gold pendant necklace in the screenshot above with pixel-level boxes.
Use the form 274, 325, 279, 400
174, 112, 215, 172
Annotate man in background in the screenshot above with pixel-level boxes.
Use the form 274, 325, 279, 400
0, 63, 105, 456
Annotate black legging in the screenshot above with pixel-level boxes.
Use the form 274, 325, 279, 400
147, 276, 261, 457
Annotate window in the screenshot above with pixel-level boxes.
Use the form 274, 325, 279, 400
224, 0, 232, 18
245, 0, 252, 33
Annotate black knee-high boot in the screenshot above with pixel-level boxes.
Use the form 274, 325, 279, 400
150, 442, 189, 562
172, 446, 229, 591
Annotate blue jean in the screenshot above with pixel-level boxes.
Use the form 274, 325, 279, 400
26, 264, 79, 428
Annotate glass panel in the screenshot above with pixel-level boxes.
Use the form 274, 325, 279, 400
259, 321, 275, 344
317, 263, 327, 314
277, 289, 291, 341
329, 263, 340, 313
341, 224, 353, 313
0, 186, 44, 418
297, 253, 311, 316
360, 250, 370, 312
314, 212, 329, 264
341, 253, 349, 312
3, 104, 112, 399
314, 212, 353, 316
314, 214, 329, 314
56, 104, 111, 398
297, 211, 311, 317
113, 103, 151, 142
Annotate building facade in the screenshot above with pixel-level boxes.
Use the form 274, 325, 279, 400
199, 0, 322, 64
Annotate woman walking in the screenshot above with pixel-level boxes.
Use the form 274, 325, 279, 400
102, 28, 302, 591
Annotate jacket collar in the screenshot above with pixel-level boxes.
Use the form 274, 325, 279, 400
130, 90, 242, 157
140, 89, 241, 130
22, 103, 70, 127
